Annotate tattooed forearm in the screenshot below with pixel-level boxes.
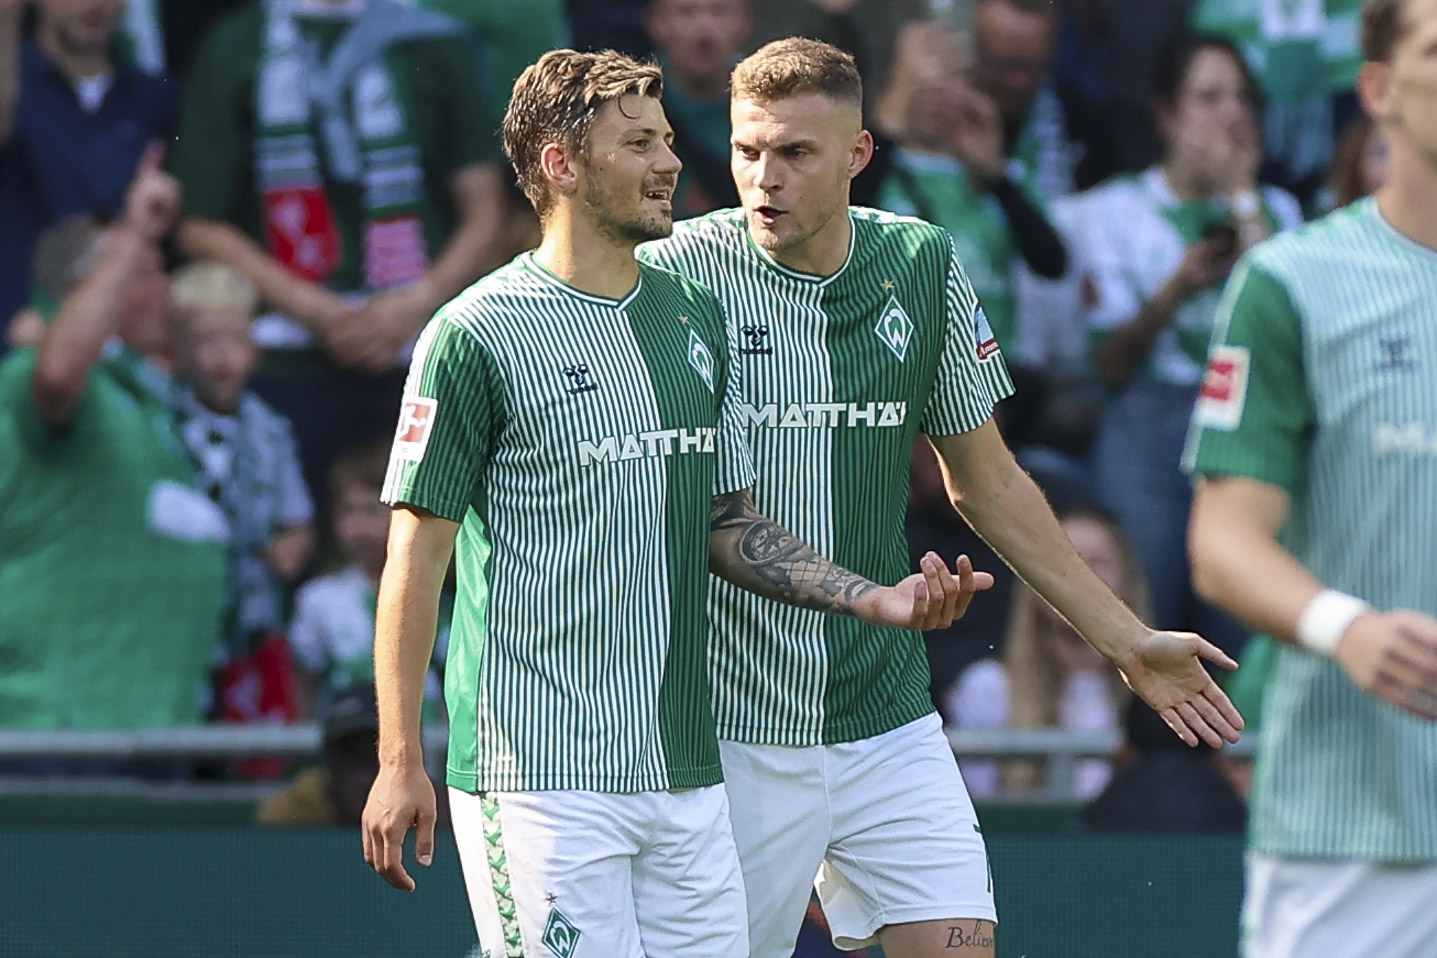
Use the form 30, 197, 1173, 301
710, 490, 879, 616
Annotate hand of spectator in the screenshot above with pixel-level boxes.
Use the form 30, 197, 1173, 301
944, 83, 1006, 187
1182, 115, 1261, 199
322, 283, 432, 373
267, 523, 315, 583
120, 142, 181, 242
877, 20, 970, 139
853, 553, 995, 631
362, 761, 437, 892
1114, 631, 1244, 748
1334, 610, 1437, 721
1168, 236, 1237, 299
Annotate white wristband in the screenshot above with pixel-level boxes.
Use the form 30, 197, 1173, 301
1295, 590, 1370, 657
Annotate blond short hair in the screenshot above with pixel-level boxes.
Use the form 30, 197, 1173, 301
730, 38, 863, 111
170, 261, 260, 319
503, 49, 664, 219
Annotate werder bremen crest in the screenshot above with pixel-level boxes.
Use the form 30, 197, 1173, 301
541, 907, 582, 958
875, 296, 915, 362
688, 329, 716, 392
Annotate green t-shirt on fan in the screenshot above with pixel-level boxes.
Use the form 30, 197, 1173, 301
0, 349, 227, 730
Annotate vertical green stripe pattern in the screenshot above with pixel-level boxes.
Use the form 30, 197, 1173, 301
640, 208, 1013, 745
1188, 200, 1437, 859
383, 255, 750, 792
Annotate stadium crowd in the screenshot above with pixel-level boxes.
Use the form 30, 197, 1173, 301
0, 0, 1382, 810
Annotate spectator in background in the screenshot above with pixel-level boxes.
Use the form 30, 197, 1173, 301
875, 20, 1067, 358
1084, 34, 1302, 653
1193, 0, 1365, 209
167, 262, 314, 723
946, 509, 1137, 800
169, 0, 513, 510
418, 0, 568, 101
258, 682, 454, 826
1082, 695, 1247, 834
1328, 112, 1388, 207
0, 0, 177, 346
0, 153, 228, 733
644, 0, 751, 217
288, 437, 448, 725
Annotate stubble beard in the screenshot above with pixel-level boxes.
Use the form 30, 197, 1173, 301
583, 177, 673, 245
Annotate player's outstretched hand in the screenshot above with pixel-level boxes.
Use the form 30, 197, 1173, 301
1335, 610, 1437, 721
1116, 631, 1245, 748
362, 762, 437, 892
856, 553, 994, 631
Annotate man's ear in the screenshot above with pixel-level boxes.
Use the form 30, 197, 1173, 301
1357, 61, 1393, 125
540, 142, 580, 199
850, 129, 875, 181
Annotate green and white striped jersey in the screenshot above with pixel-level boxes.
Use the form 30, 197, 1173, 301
1184, 199, 1437, 860
640, 207, 1013, 745
383, 253, 755, 793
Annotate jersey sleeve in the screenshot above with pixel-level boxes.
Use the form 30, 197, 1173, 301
382, 313, 505, 521
708, 297, 757, 497
921, 235, 1016, 436
1182, 259, 1314, 491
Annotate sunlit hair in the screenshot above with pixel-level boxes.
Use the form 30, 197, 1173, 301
503, 49, 664, 220
730, 37, 862, 111
170, 261, 260, 321
999, 509, 1146, 791
1363, 0, 1416, 63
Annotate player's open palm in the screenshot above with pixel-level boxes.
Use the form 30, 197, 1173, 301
1335, 610, 1437, 721
362, 763, 438, 892
1116, 631, 1245, 748
858, 553, 994, 631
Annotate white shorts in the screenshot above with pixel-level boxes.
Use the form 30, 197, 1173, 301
450, 785, 748, 958
1243, 852, 1437, 958
720, 712, 995, 957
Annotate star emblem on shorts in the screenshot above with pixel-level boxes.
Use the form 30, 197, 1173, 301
545, 891, 558, 905
882, 280, 895, 290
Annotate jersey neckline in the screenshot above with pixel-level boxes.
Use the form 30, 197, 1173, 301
519, 252, 643, 309
742, 209, 857, 287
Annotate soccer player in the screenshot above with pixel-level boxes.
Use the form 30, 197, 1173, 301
359, 49, 985, 958
1186, 1, 1437, 955
639, 38, 1245, 958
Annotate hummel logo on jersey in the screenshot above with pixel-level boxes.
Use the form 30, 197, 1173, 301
688, 330, 715, 392
577, 427, 717, 465
876, 296, 915, 362
541, 908, 582, 958
740, 401, 908, 429
1378, 337, 1416, 371
392, 397, 437, 461
562, 364, 598, 395
740, 324, 772, 355
1374, 421, 1437, 456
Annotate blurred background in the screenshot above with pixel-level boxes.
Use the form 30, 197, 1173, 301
0, 0, 1379, 954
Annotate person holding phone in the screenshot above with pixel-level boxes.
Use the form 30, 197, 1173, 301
1081, 32, 1303, 655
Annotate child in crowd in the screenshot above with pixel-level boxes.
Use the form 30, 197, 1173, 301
288, 437, 449, 725
946, 509, 1143, 800
168, 262, 315, 717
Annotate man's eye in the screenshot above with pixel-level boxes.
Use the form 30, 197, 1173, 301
631, 139, 650, 149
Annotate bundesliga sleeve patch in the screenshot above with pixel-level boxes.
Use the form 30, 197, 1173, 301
1193, 345, 1250, 432
973, 306, 1000, 360
393, 397, 438, 461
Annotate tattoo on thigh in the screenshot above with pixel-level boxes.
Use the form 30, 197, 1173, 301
946, 920, 995, 950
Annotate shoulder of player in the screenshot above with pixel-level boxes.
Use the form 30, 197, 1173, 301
849, 205, 952, 258
636, 261, 727, 325
1242, 203, 1369, 287
642, 208, 747, 259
